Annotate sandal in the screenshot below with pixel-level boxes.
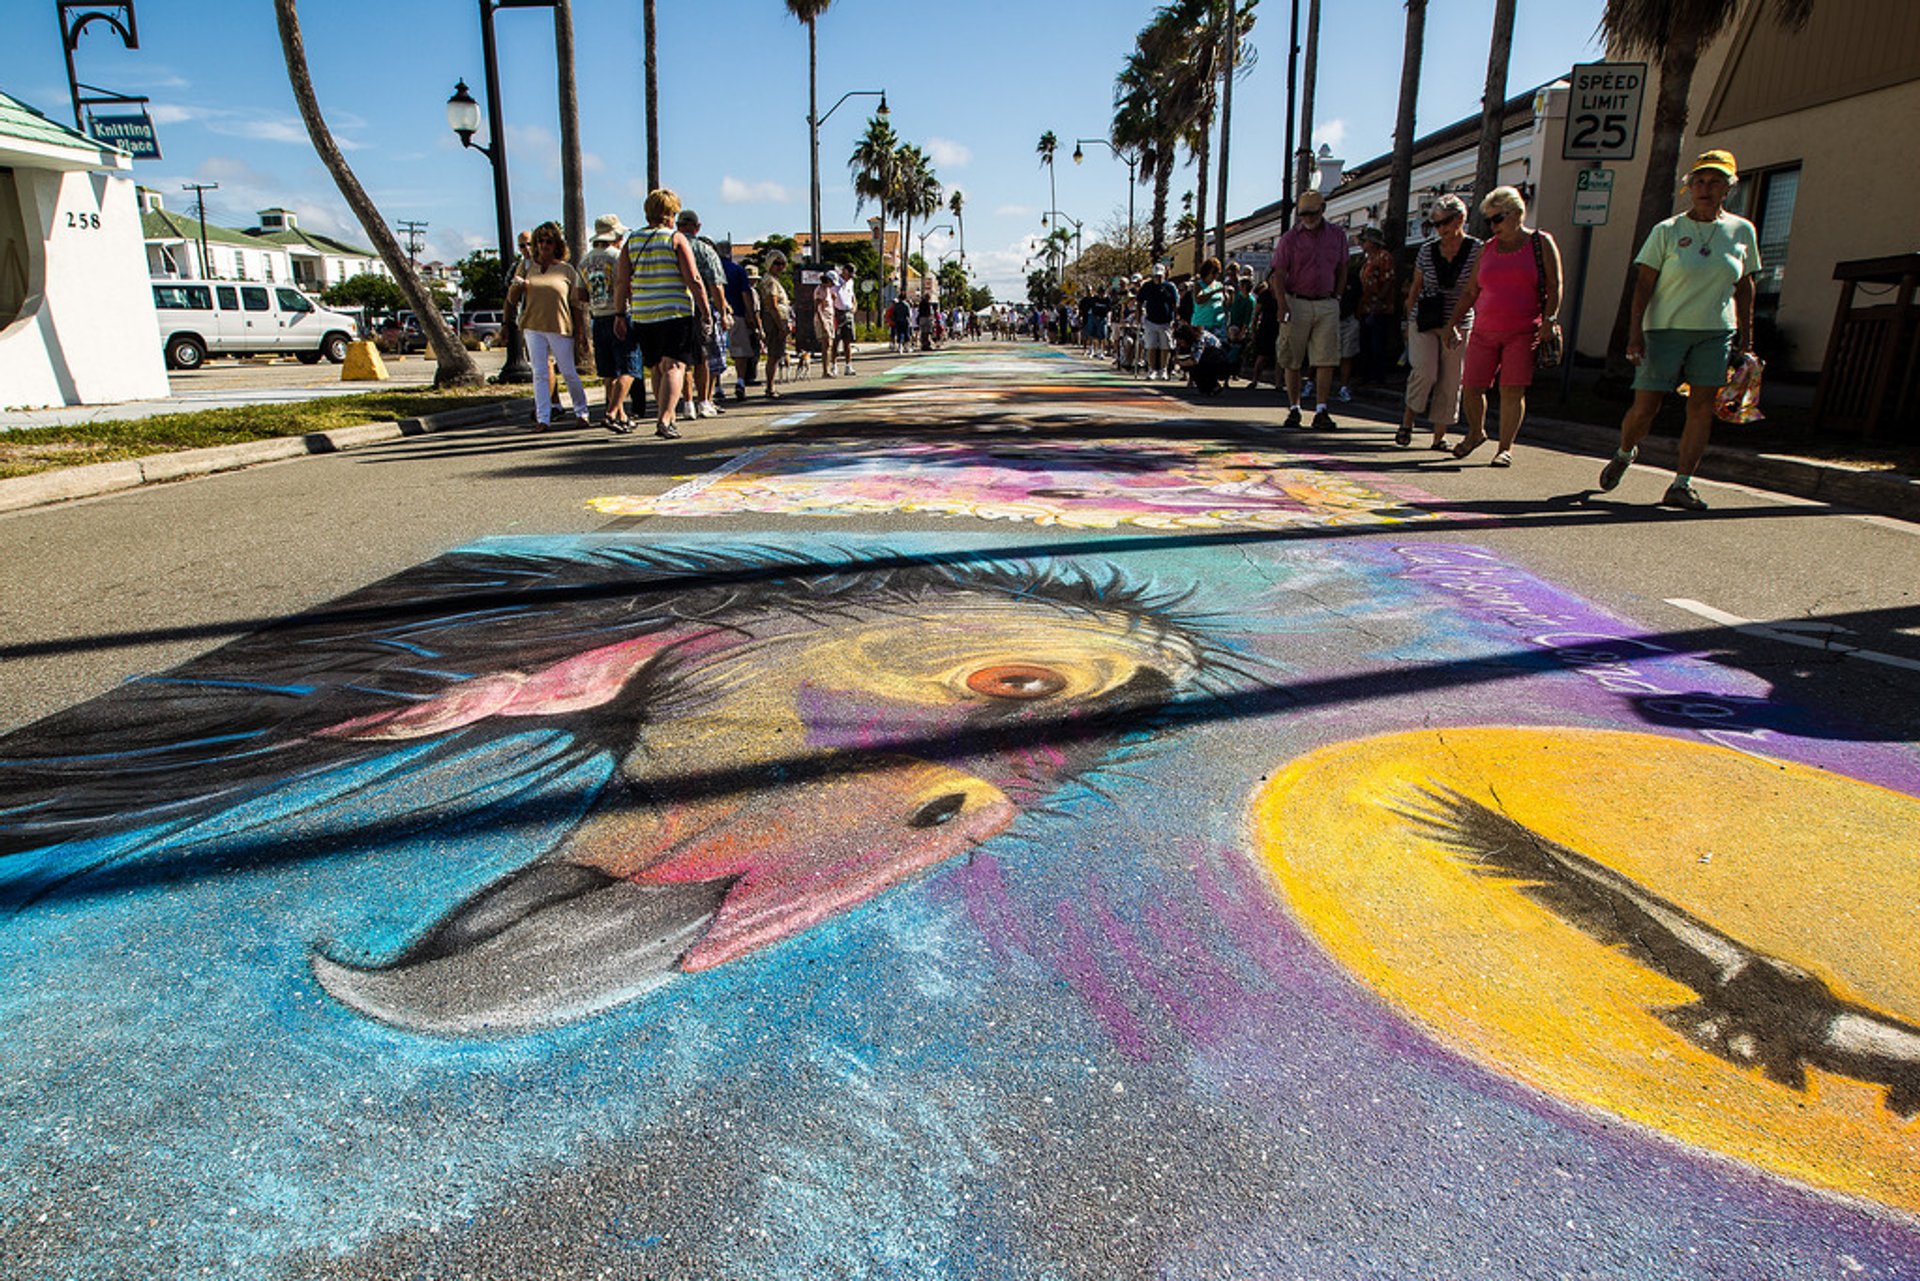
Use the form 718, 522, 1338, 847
1451, 433, 1489, 460
1393, 424, 1413, 448
1428, 436, 1449, 450
1490, 450, 1513, 467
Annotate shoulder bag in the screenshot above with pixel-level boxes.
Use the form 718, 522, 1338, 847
1531, 231, 1562, 369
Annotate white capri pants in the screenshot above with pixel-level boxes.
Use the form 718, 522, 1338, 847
1403, 319, 1468, 427
526, 330, 589, 426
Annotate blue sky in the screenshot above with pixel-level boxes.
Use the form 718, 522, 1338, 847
4, 0, 1605, 297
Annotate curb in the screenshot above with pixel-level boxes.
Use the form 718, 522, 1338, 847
0, 398, 532, 515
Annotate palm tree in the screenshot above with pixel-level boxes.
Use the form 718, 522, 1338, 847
785, 0, 834, 262
849, 113, 899, 279
1142, 0, 1253, 269
272, 0, 479, 387
1384, 0, 1428, 263
948, 189, 966, 261
894, 144, 941, 294
1599, 0, 1812, 367
1113, 49, 1176, 262
1036, 130, 1059, 223
1468, 0, 1516, 239
643, 0, 659, 190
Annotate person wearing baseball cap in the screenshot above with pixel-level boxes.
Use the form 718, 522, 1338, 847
1598, 148, 1760, 511
582, 214, 639, 431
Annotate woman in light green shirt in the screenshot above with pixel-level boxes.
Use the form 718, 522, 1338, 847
1597, 149, 1761, 511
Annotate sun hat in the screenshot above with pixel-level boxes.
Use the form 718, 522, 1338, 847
745, 264, 761, 280
1296, 190, 1327, 213
591, 214, 626, 244
1152, 262, 1167, 276
1687, 149, 1737, 180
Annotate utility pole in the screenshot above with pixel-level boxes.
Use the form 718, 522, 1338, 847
181, 181, 219, 279
1295, 0, 1321, 204
398, 220, 428, 272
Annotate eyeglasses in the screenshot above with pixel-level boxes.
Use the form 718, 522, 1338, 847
1434, 213, 1462, 227
1486, 212, 1509, 225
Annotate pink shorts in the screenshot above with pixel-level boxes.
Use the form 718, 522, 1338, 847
1462, 327, 1537, 389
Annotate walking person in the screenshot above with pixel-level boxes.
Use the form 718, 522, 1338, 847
831, 268, 857, 375
1598, 150, 1760, 511
1448, 186, 1562, 467
505, 221, 591, 433
1268, 189, 1348, 429
674, 210, 730, 418
612, 187, 710, 440
582, 213, 640, 433
1397, 194, 1480, 449
1139, 262, 1178, 381
812, 269, 840, 375
1356, 227, 1401, 387
729, 261, 765, 402
757, 251, 793, 399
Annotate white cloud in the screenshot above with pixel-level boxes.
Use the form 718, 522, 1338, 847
1315, 119, 1348, 153
627, 177, 652, 201
926, 137, 972, 168
994, 203, 1034, 217
720, 176, 795, 204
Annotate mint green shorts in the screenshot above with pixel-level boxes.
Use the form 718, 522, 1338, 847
1634, 328, 1734, 393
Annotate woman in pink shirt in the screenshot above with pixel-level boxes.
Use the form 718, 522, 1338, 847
1447, 186, 1562, 467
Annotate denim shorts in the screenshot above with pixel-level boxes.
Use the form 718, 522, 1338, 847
592, 315, 644, 379
1634, 328, 1735, 393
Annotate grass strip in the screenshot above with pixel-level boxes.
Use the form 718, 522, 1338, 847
0, 388, 526, 481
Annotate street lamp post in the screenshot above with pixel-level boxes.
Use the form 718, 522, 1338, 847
1072, 138, 1140, 251
447, 0, 565, 384
807, 89, 887, 263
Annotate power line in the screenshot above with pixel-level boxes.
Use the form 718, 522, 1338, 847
397, 220, 429, 271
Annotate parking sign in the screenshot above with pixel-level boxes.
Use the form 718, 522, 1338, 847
1563, 62, 1646, 161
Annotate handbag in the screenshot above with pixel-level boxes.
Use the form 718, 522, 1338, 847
1416, 293, 1446, 332
1531, 231, 1563, 369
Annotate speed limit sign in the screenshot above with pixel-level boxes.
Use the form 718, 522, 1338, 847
1563, 62, 1646, 161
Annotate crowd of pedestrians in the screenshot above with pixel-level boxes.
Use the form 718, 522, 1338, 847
1016, 146, 1758, 510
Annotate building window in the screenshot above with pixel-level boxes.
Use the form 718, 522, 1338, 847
1729, 163, 1798, 318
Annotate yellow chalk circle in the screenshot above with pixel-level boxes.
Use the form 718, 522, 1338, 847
1251, 727, 1920, 1214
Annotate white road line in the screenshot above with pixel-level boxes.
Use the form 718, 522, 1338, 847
770, 411, 818, 426
652, 447, 768, 503
1665, 598, 1920, 673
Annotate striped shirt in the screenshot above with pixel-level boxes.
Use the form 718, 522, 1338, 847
1415, 235, 1481, 327
623, 226, 693, 323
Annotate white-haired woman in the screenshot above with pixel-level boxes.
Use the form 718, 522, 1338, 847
1597, 150, 1760, 511
1447, 185, 1561, 467
1397, 193, 1480, 449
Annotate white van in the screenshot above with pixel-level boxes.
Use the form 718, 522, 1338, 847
151, 280, 359, 370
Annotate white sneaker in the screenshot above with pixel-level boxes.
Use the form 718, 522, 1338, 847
697, 399, 721, 418
692, 400, 710, 419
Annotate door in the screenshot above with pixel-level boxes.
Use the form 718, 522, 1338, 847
238, 285, 275, 349
213, 285, 247, 350
276, 288, 319, 351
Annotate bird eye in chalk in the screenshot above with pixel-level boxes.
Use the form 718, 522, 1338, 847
908, 792, 970, 829
965, 663, 1068, 700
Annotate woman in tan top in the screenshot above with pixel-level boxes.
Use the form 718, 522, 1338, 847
756, 251, 792, 399
505, 221, 590, 431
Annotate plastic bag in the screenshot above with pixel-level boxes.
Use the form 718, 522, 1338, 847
1680, 352, 1765, 423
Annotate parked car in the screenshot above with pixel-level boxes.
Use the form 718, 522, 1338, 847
151, 279, 357, 370
461, 310, 504, 346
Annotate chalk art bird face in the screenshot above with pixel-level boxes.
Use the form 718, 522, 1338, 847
313, 578, 1206, 1036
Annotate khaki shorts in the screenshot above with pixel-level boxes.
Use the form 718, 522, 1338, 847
1278, 295, 1340, 369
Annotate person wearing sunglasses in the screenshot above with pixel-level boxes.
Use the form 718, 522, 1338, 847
1598, 149, 1760, 510
1445, 186, 1562, 468
1397, 193, 1480, 449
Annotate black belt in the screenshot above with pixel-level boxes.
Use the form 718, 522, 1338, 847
1290, 293, 1334, 300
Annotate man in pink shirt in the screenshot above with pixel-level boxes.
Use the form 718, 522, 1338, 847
1267, 190, 1350, 430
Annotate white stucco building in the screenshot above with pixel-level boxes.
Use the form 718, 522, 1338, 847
0, 89, 168, 409
244, 208, 388, 292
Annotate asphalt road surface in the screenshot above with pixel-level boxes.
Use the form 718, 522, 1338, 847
2, 343, 1917, 1281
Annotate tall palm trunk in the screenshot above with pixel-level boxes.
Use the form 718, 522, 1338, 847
1212, 0, 1235, 264
1190, 114, 1210, 272
1469, 0, 1515, 238
1150, 165, 1171, 262
1606, 23, 1706, 370
643, 0, 659, 190
900, 208, 913, 296
555, 0, 585, 265
273, 0, 479, 387
1294, 0, 1321, 199
807, 19, 822, 262
1384, 0, 1427, 270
